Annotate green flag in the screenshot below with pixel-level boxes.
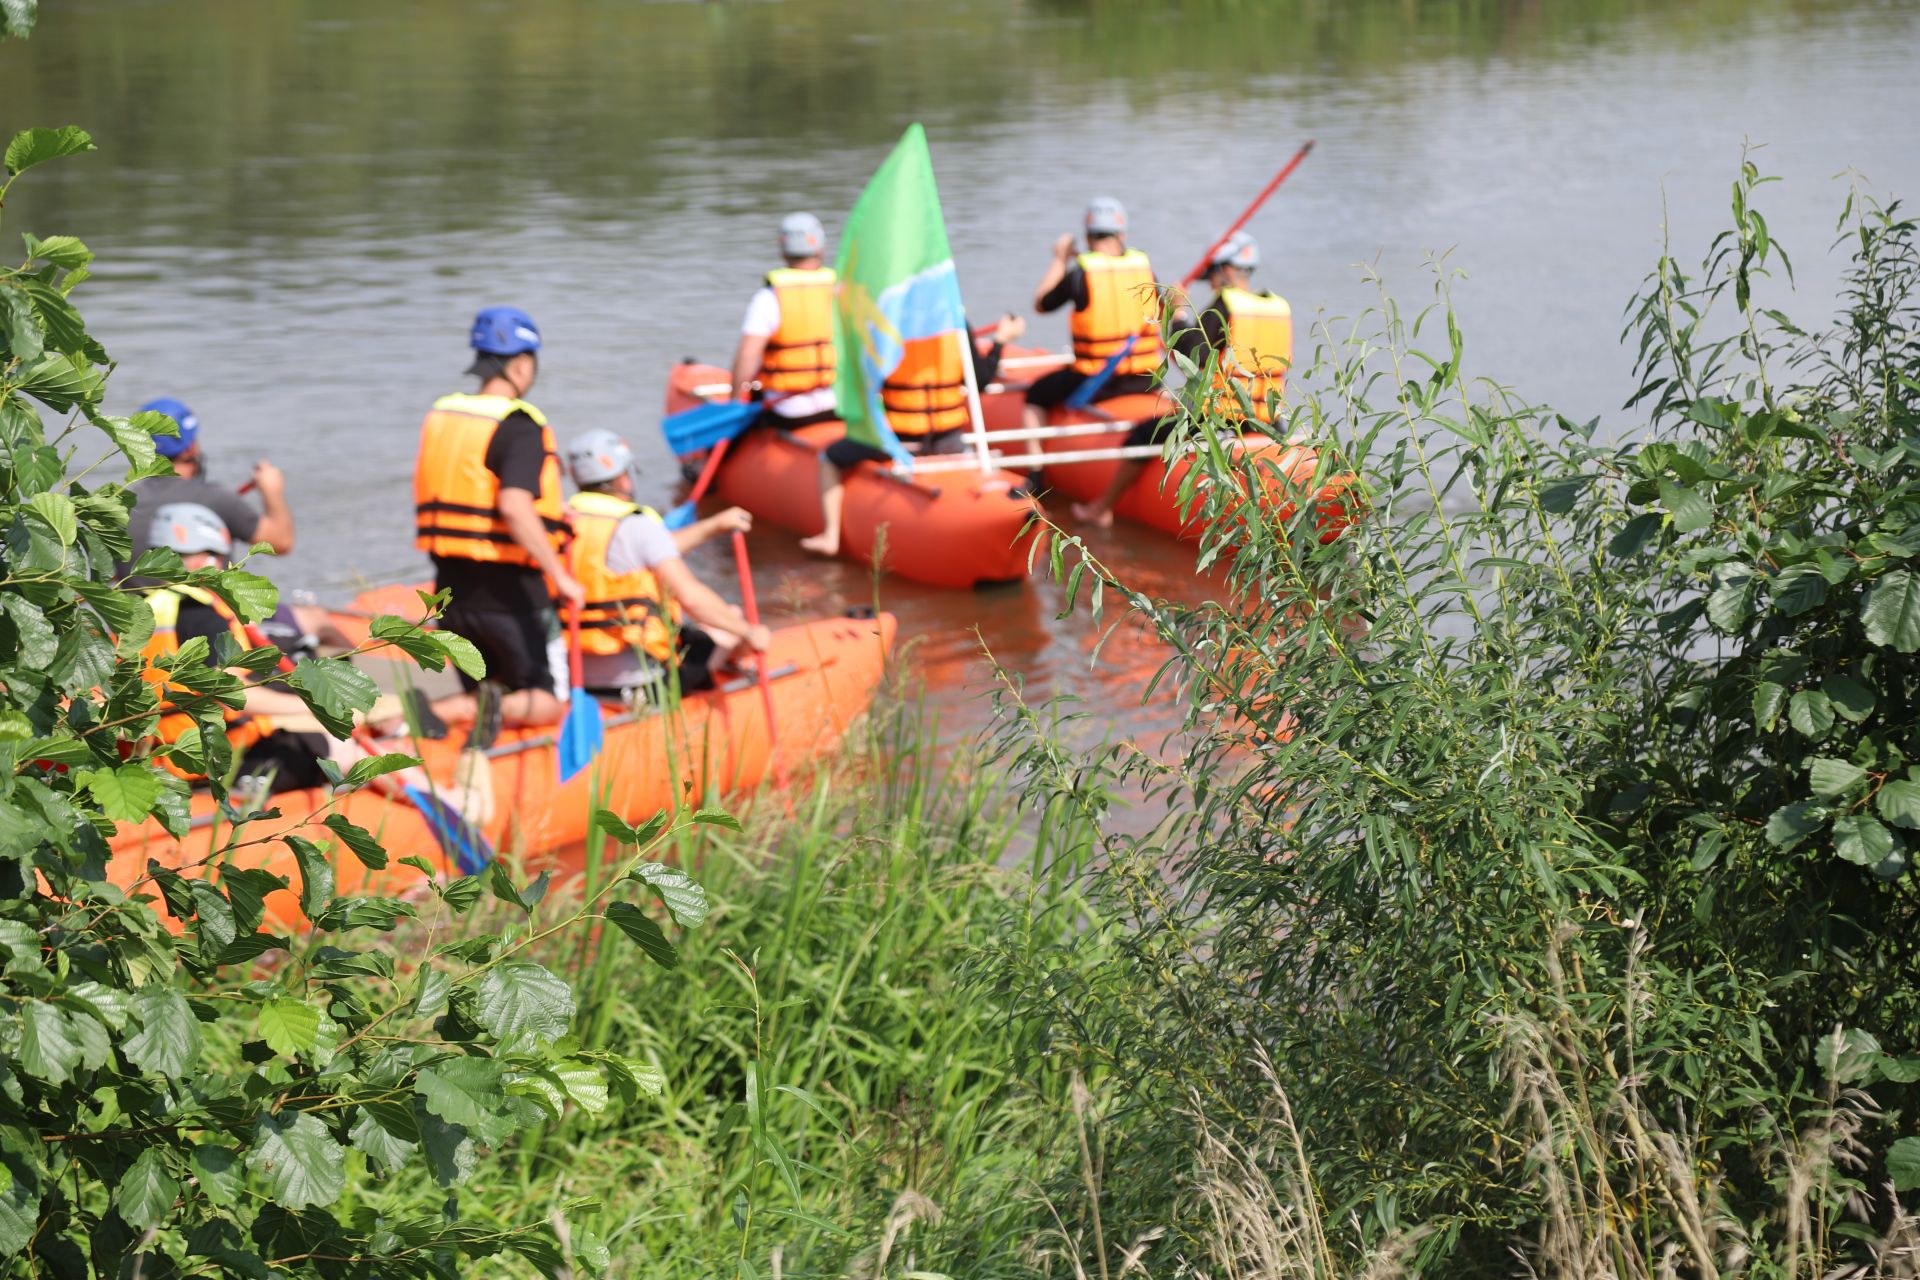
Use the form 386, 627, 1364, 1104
832, 123, 968, 464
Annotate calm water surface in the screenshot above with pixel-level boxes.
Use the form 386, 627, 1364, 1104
4, 0, 1918, 749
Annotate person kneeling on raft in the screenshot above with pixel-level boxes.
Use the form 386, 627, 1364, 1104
1071, 231, 1292, 528
799, 312, 1025, 559
564, 429, 772, 699
728, 212, 842, 432
1019, 195, 1167, 442
138, 503, 456, 804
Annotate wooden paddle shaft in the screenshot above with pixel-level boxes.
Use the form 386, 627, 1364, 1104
731, 531, 788, 792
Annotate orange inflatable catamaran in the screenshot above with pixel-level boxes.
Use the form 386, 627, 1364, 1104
107, 596, 896, 934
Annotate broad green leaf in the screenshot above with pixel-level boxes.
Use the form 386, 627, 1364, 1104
191, 1144, 244, 1207
1752, 680, 1786, 731
474, 961, 575, 1044
435, 630, 486, 680
285, 657, 378, 738
322, 814, 389, 870
349, 1106, 418, 1172
113, 1148, 178, 1230
606, 903, 678, 968
412, 967, 451, 1020
489, 858, 531, 911
368, 615, 447, 671
258, 998, 320, 1057
81, 763, 162, 824
27, 492, 76, 546
342, 753, 417, 789
441, 874, 484, 914
630, 863, 710, 927
65, 981, 132, 1032
23, 234, 91, 269
247, 1110, 345, 1210
1863, 570, 1920, 652
16, 351, 104, 411
1890, 1138, 1920, 1192
124, 988, 201, 1077
1765, 801, 1825, 850
416, 1057, 507, 1128
1770, 563, 1828, 615
219, 867, 287, 933
287, 836, 334, 920
5, 126, 95, 176
692, 807, 742, 832
187, 879, 237, 949
1877, 779, 1920, 830
1832, 814, 1896, 867
1, 597, 56, 669
20, 1002, 81, 1084
1824, 673, 1876, 723
1608, 512, 1661, 558
1809, 758, 1867, 800
1705, 573, 1755, 634
1789, 690, 1835, 739
1658, 478, 1712, 534
0, 284, 43, 365
419, 1109, 475, 1187
209, 567, 278, 624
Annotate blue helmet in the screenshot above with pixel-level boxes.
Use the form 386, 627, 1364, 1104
470, 306, 542, 357
140, 397, 200, 459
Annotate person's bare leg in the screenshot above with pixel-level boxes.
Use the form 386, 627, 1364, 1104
798, 459, 846, 557
426, 686, 565, 730
1072, 458, 1149, 529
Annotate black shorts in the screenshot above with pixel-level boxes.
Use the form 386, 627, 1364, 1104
439, 599, 557, 695
750, 406, 842, 434
239, 731, 332, 795
1023, 368, 1159, 409
823, 427, 964, 470
1125, 413, 1180, 449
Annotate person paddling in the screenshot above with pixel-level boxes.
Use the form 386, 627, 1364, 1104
564, 429, 771, 700
729, 213, 841, 432
798, 313, 1026, 558
1071, 232, 1292, 527
1019, 197, 1167, 437
412, 307, 584, 736
127, 397, 295, 562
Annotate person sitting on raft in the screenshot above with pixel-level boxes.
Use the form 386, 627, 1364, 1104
1071, 231, 1292, 528
139, 503, 418, 797
412, 306, 585, 739
1018, 196, 1167, 441
728, 212, 840, 432
798, 313, 1026, 559
564, 429, 772, 700
127, 397, 296, 563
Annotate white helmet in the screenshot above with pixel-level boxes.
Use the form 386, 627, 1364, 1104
567, 429, 635, 487
779, 212, 826, 259
1209, 231, 1260, 273
1084, 196, 1128, 238
149, 502, 232, 557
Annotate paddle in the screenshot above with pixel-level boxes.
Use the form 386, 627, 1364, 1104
661, 399, 762, 457
731, 531, 788, 794
663, 433, 735, 532
1063, 139, 1316, 411
239, 618, 497, 871
556, 604, 604, 784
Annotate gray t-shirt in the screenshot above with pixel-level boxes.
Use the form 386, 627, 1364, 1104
127, 474, 262, 564
581, 512, 684, 691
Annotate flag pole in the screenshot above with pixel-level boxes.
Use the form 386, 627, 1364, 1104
957, 327, 993, 474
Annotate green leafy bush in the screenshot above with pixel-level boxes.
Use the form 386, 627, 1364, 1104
985, 162, 1920, 1276
0, 132, 704, 1276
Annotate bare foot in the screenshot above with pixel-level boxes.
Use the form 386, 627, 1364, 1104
1070, 501, 1115, 529
798, 533, 839, 557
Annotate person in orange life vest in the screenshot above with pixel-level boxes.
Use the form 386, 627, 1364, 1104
797, 312, 1026, 559
1020, 196, 1167, 438
728, 212, 842, 431
1071, 231, 1292, 528
564, 430, 771, 699
413, 306, 585, 737
139, 504, 358, 794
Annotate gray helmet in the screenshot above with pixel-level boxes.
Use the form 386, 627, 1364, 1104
779, 212, 826, 259
1209, 231, 1260, 273
567, 428, 636, 487
1084, 196, 1128, 238
149, 502, 232, 557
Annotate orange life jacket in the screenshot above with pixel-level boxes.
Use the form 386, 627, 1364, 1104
413, 394, 568, 568
760, 267, 837, 395
1070, 249, 1166, 378
567, 492, 680, 662
1209, 287, 1293, 424
140, 586, 273, 782
881, 333, 970, 437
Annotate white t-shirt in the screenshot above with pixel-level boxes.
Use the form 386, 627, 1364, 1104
741, 286, 836, 419
579, 512, 687, 692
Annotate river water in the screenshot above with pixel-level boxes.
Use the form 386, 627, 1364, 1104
4, 0, 1918, 749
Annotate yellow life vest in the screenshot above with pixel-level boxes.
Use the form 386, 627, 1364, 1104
1210, 287, 1293, 423
413, 394, 568, 568
881, 333, 970, 436
1070, 249, 1165, 378
566, 491, 679, 662
761, 267, 837, 395
141, 585, 273, 781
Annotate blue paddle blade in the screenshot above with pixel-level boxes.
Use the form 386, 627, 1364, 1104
662, 500, 696, 531
403, 782, 493, 876
557, 687, 604, 784
661, 400, 760, 457
1064, 334, 1140, 409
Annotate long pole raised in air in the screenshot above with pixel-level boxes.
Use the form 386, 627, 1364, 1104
956, 328, 993, 473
